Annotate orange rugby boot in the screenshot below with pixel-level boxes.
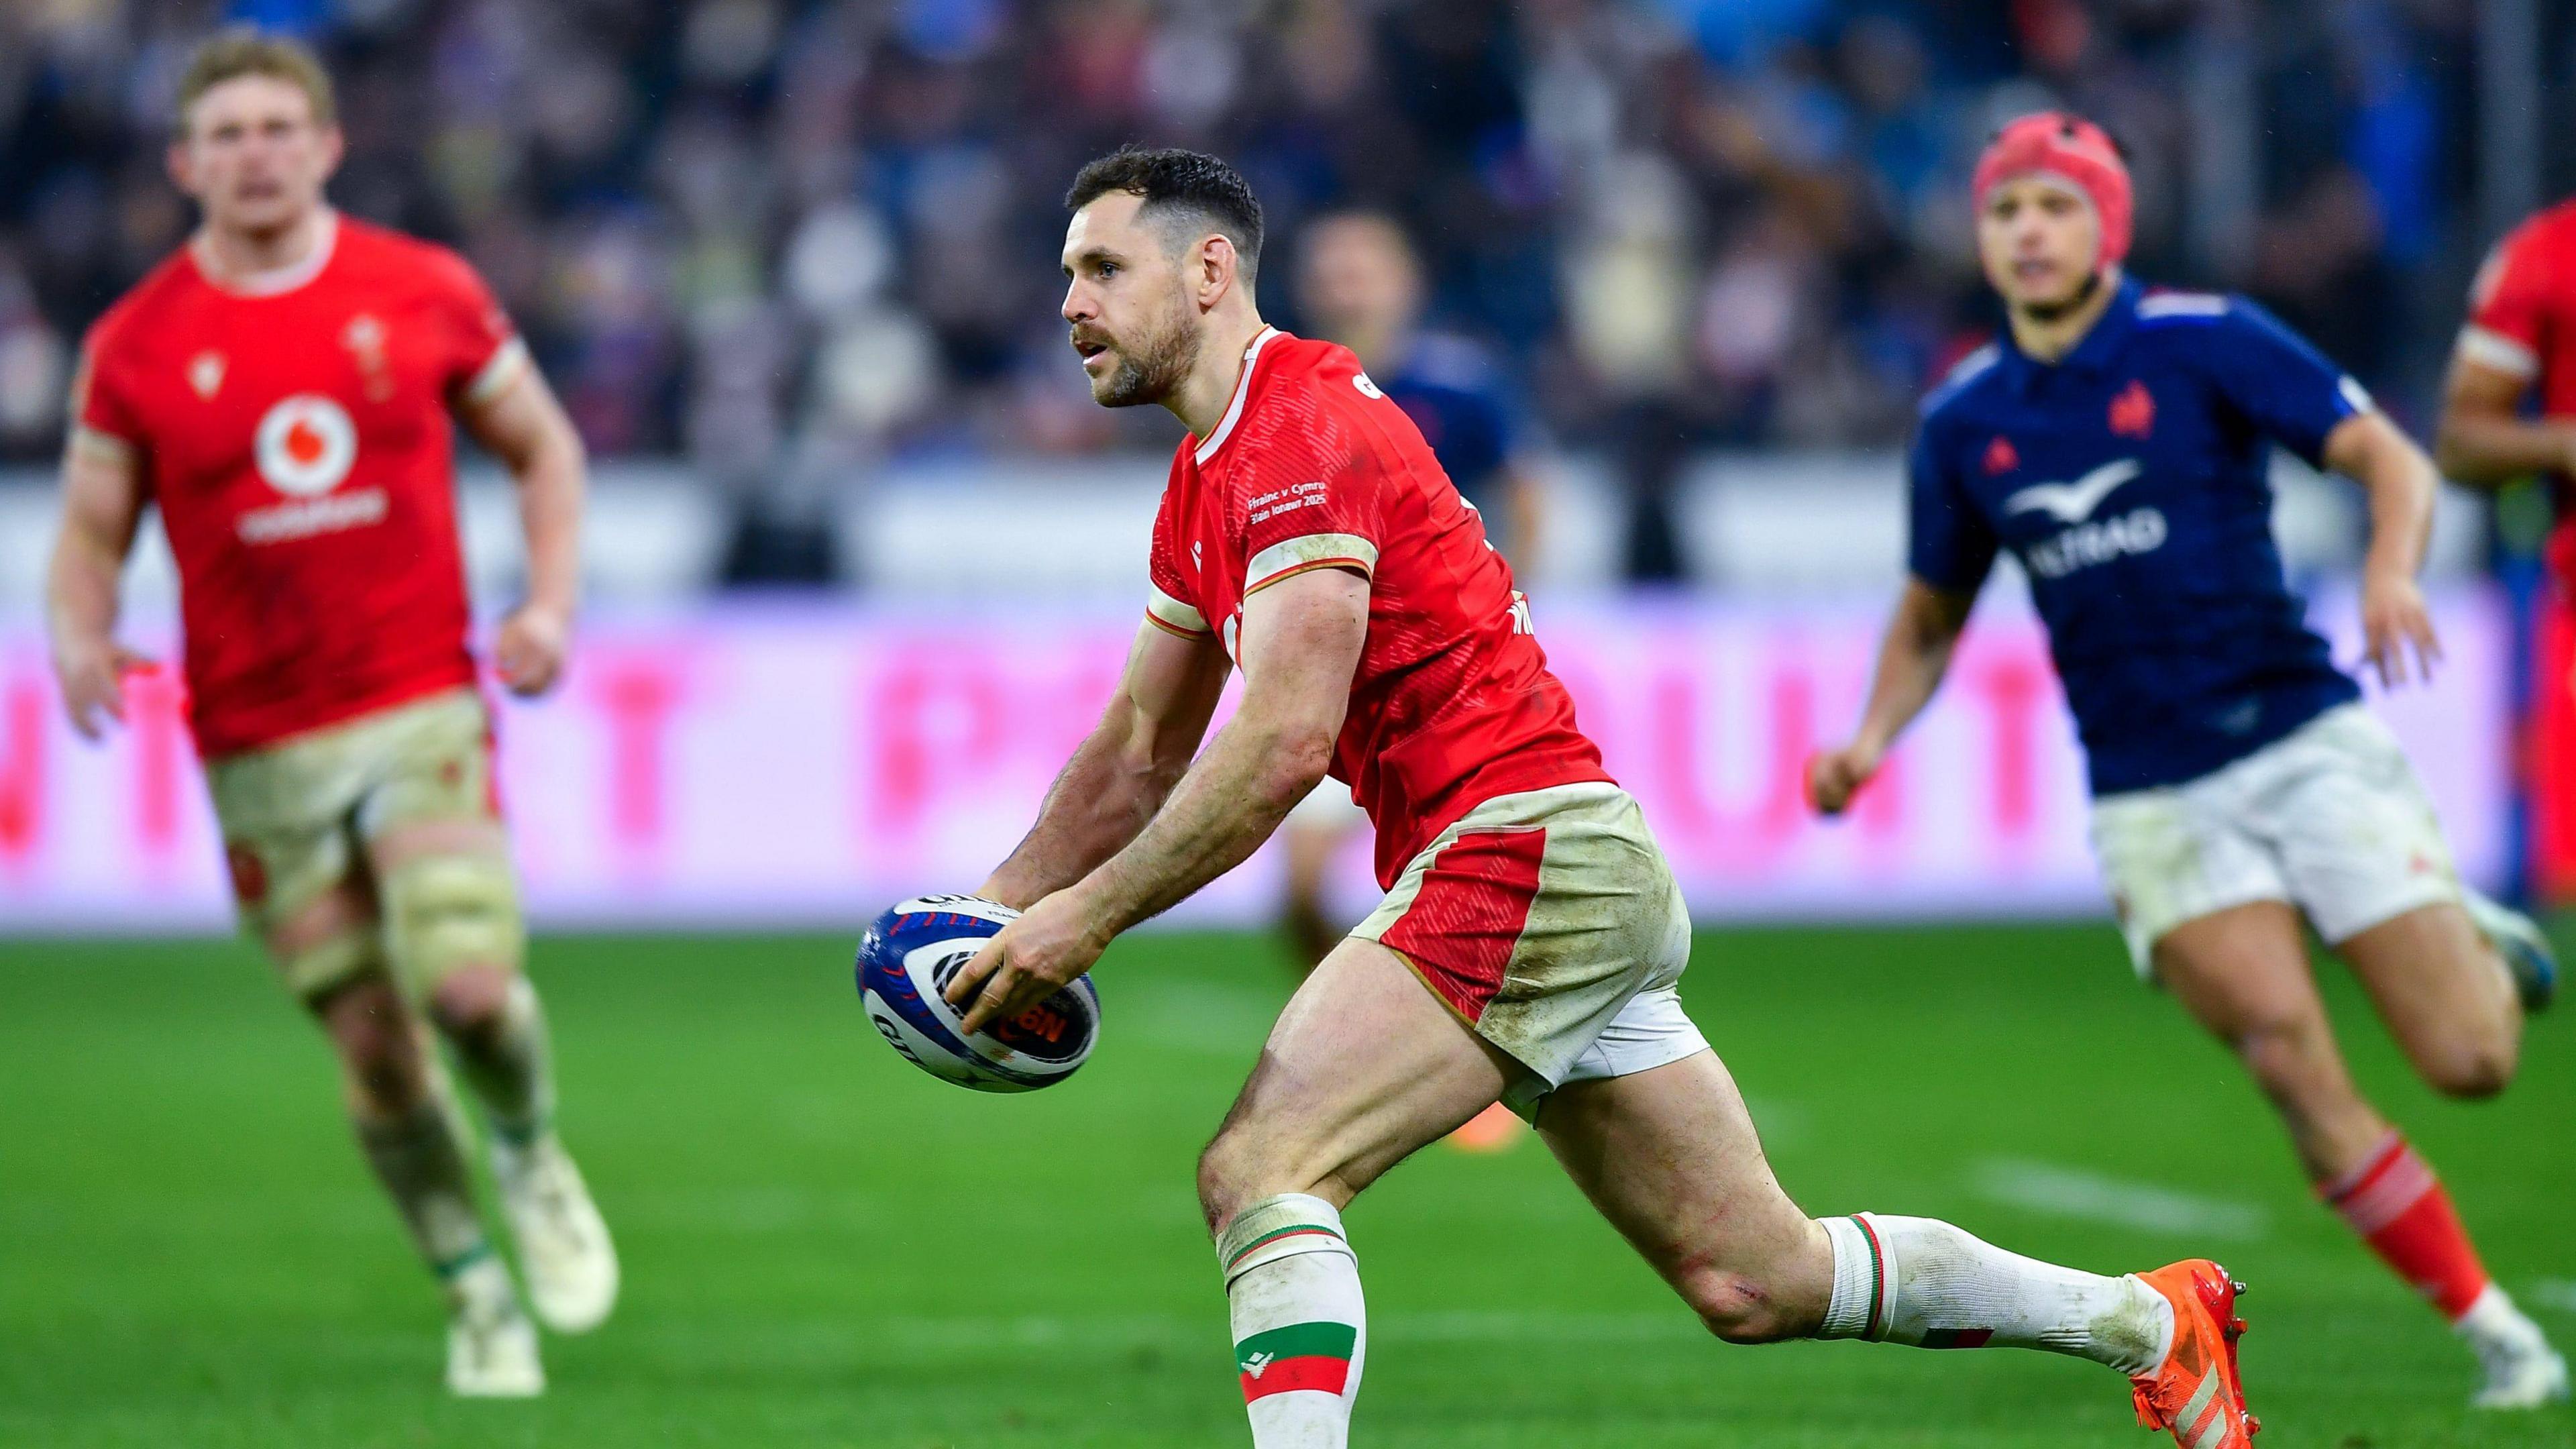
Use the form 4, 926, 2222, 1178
1444, 1101, 1527, 1154
2130, 1260, 2257, 1448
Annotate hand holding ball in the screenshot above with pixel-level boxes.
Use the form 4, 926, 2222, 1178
855, 895, 1100, 1091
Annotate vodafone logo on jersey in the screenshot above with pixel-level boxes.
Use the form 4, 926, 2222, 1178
254, 394, 358, 497
236, 394, 386, 546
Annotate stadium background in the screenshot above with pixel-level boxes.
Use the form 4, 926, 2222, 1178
1, 3, 2572, 1447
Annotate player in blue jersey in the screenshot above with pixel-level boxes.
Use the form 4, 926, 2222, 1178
1280, 210, 1548, 1149
1811, 113, 2567, 1411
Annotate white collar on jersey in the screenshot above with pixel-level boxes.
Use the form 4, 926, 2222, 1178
1193, 325, 1282, 466
192, 209, 341, 298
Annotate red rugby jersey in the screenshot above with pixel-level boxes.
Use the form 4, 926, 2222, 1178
1144, 327, 1609, 887
2460, 200, 2576, 588
74, 213, 525, 757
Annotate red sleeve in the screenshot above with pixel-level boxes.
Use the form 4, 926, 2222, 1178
2459, 220, 2553, 381
68, 329, 144, 464
1144, 460, 1212, 639
1230, 424, 1384, 598
425, 247, 527, 405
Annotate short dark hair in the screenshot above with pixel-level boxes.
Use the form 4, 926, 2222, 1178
1065, 146, 1265, 285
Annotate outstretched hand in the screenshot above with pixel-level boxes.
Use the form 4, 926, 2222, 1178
55, 640, 154, 741
943, 888, 1112, 1036
1805, 739, 1884, 817
2360, 568, 2441, 689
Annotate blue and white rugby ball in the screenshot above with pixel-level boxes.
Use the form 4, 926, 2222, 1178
855, 894, 1100, 1092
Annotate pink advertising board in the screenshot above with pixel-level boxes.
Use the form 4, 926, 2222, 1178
0, 588, 2510, 932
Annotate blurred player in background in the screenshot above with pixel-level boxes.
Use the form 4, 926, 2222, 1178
2437, 198, 2576, 616
44, 31, 614, 1397
947, 146, 2266, 1449
1812, 113, 2567, 1410
1286, 211, 1546, 1151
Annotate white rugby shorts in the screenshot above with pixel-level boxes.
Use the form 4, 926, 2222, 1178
1351, 782, 1706, 1119
2088, 703, 2462, 977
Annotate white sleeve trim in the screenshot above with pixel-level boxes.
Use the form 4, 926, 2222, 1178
2454, 324, 2539, 380
67, 424, 135, 464
1245, 533, 1379, 593
460, 335, 531, 407
1146, 583, 1212, 635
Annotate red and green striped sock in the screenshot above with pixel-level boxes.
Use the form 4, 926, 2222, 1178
1218, 1193, 1366, 1446
1236, 1320, 1360, 1401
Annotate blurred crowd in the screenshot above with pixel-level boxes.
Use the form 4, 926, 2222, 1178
0, 1, 2497, 516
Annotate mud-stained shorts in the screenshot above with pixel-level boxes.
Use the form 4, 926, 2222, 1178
2088, 702, 2462, 979
1352, 782, 1703, 1119
207, 688, 523, 1002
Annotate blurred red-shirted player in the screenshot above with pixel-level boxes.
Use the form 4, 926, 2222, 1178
43, 30, 610, 1397
2440, 199, 2576, 586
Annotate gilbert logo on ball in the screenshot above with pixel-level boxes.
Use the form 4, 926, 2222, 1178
855, 895, 1100, 1093
254, 394, 358, 497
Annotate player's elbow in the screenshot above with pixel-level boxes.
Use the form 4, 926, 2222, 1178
1254, 724, 1337, 814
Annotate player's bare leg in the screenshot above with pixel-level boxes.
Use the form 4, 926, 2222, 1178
2337, 903, 2520, 1098
2156, 902, 2566, 1407
2334, 904, 2567, 1405
1198, 936, 1516, 1446
1533, 1047, 2256, 1449
370, 819, 618, 1335
284, 879, 539, 1397
1276, 802, 1522, 1154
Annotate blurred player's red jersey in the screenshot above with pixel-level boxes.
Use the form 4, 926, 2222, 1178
2461, 200, 2576, 587
74, 213, 526, 757
1144, 328, 1608, 885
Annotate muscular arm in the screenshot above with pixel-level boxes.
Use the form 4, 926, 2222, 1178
2322, 409, 2444, 686
456, 367, 586, 695
1808, 578, 1975, 815
2433, 355, 2572, 488
44, 436, 149, 739
952, 568, 1367, 1032
978, 619, 1232, 909
1073, 569, 1362, 932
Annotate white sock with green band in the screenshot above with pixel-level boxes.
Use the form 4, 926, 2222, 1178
1817, 1214, 2172, 1375
1217, 1193, 1366, 1448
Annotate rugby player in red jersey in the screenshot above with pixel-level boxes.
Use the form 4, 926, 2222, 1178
2440, 199, 2576, 611
938, 146, 2259, 1449
44, 31, 612, 1396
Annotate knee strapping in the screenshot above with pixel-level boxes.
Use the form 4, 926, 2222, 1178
380, 851, 523, 994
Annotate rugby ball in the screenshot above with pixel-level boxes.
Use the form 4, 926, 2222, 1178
855, 894, 1100, 1092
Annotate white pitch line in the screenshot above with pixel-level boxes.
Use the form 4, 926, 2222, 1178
2528, 1280, 2576, 1314
1973, 1157, 2271, 1241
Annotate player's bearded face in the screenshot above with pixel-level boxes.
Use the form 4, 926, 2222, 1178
1077, 272, 1201, 409
1977, 178, 2102, 318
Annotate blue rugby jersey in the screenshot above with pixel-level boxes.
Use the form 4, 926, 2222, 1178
1908, 278, 2370, 795
1376, 332, 1522, 517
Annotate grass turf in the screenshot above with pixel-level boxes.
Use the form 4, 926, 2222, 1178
0, 922, 2568, 1448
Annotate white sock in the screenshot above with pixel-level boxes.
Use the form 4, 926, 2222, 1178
1817, 1214, 2174, 1376
1216, 1193, 1366, 1448
2455, 1283, 2551, 1354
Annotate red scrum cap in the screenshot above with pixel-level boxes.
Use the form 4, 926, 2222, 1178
1972, 112, 2133, 270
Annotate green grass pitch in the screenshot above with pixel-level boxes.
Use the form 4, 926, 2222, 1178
1, 922, 2569, 1448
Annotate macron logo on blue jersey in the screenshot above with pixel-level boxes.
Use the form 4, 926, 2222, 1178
2005, 458, 2143, 524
